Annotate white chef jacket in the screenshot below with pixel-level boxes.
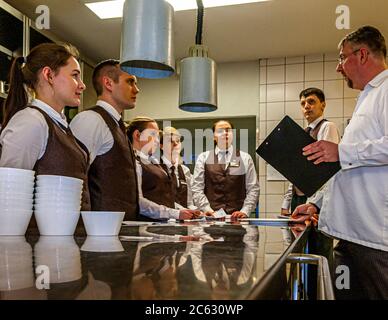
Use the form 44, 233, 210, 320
316, 69, 388, 251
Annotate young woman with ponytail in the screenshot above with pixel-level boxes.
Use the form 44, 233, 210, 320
0, 43, 91, 213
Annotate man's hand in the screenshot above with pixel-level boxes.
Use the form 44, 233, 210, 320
291, 203, 318, 225
231, 211, 248, 220
179, 209, 201, 220
302, 140, 339, 164
281, 208, 290, 216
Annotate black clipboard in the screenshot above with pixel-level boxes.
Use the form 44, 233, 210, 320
256, 116, 341, 197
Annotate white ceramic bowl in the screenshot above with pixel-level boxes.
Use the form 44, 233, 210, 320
81, 211, 125, 236
0, 198, 34, 208
0, 182, 35, 192
0, 208, 33, 215
35, 185, 83, 194
36, 175, 83, 187
0, 211, 33, 236
0, 192, 34, 200
35, 190, 82, 199
34, 204, 81, 213
80, 236, 124, 252
34, 210, 80, 236
0, 167, 35, 177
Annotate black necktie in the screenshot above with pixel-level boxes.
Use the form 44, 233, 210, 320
170, 165, 178, 192
118, 118, 127, 135
305, 126, 312, 136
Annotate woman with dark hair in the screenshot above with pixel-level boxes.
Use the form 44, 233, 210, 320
0, 43, 90, 211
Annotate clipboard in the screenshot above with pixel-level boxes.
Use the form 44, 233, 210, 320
256, 116, 341, 197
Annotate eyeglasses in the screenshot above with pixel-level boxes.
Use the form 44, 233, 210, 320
338, 48, 361, 64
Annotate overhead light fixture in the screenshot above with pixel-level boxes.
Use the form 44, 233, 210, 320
85, 0, 270, 19
120, 0, 175, 79
178, 0, 217, 112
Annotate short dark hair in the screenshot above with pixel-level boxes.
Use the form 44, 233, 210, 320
92, 59, 121, 96
212, 119, 234, 133
299, 87, 325, 102
339, 25, 387, 58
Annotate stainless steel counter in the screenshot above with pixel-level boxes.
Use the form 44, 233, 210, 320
0, 220, 314, 300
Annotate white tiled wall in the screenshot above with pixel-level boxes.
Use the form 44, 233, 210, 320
258, 53, 359, 216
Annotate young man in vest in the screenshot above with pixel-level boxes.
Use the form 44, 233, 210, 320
192, 120, 260, 219
70, 59, 139, 221
281, 88, 340, 215
282, 88, 340, 299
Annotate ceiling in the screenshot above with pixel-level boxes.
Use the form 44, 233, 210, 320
4, 0, 388, 65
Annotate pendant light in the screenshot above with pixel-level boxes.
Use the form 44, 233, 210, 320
179, 0, 218, 112
120, 0, 175, 79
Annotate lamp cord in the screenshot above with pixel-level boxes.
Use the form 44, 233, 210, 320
195, 0, 204, 45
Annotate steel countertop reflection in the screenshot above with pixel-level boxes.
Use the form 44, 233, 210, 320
0, 220, 307, 300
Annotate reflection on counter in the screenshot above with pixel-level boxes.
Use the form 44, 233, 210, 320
0, 221, 303, 300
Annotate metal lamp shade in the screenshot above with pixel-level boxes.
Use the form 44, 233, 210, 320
120, 0, 175, 79
179, 57, 217, 112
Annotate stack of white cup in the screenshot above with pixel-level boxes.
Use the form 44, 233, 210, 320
0, 168, 35, 235
34, 175, 83, 236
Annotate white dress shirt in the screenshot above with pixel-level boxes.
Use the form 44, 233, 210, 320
70, 100, 120, 164
0, 99, 68, 169
281, 116, 341, 210
135, 150, 180, 220
192, 145, 260, 215
161, 155, 197, 210
315, 69, 388, 251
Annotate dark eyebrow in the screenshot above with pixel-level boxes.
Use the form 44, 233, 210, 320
72, 69, 81, 74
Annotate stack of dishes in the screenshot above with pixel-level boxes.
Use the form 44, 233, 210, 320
0, 168, 35, 235
34, 175, 83, 236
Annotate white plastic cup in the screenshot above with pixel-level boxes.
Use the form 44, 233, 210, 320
35, 210, 80, 236
0, 211, 33, 236
81, 211, 125, 236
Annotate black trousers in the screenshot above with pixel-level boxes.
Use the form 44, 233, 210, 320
334, 240, 388, 300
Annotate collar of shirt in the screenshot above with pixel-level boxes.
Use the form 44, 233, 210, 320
307, 115, 324, 130
31, 99, 68, 128
161, 155, 179, 171
135, 149, 160, 164
366, 68, 388, 89
353, 69, 388, 113
215, 145, 234, 156
96, 100, 122, 122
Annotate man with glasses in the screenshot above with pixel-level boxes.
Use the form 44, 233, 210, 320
192, 120, 259, 219
292, 26, 388, 299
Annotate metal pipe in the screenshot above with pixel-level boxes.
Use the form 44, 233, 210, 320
286, 253, 335, 300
